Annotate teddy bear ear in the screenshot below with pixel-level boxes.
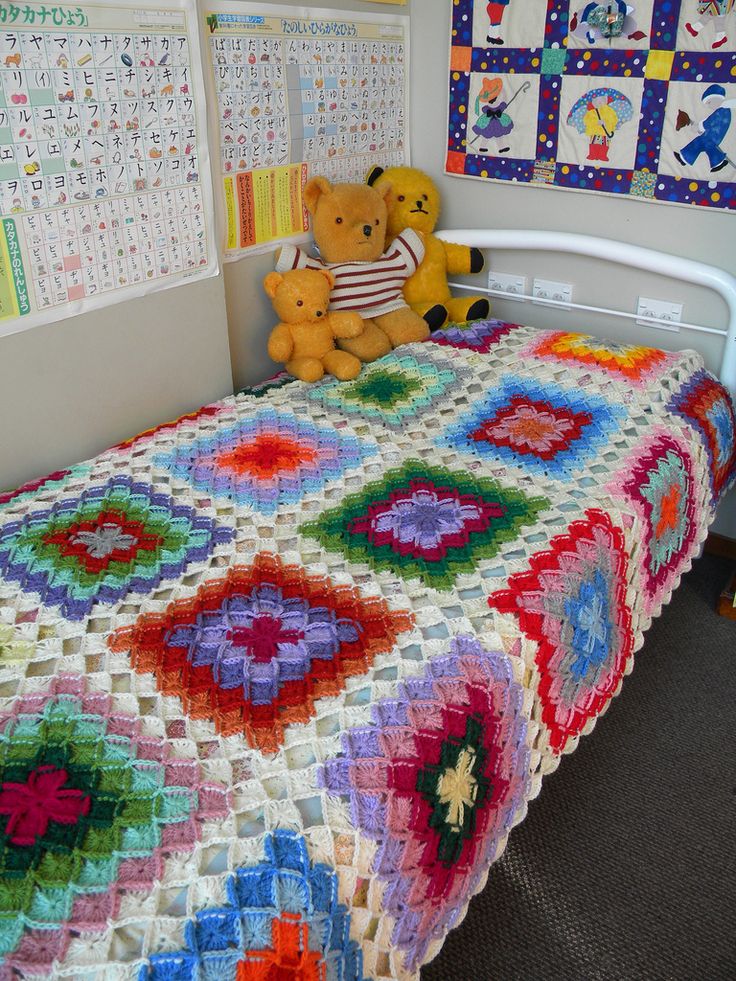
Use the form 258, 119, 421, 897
304, 176, 332, 214
378, 180, 393, 207
366, 166, 384, 187
317, 267, 335, 290
263, 271, 283, 299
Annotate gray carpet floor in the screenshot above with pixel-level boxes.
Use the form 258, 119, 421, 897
421, 553, 736, 981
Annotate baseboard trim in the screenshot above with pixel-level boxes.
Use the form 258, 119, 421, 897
705, 533, 736, 561
717, 572, 736, 620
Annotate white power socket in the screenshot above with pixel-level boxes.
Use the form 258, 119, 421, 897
487, 271, 526, 302
532, 279, 573, 308
636, 297, 682, 332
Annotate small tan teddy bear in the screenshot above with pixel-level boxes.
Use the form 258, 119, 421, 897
263, 267, 364, 383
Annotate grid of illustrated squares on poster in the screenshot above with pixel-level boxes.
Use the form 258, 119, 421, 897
0, 17, 208, 313
21, 186, 206, 309
447, 0, 736, 210
209, 29, 406, 183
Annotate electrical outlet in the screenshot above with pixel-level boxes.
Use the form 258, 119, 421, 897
532, 278, 573, 308
636, 297, 682, 332
487, 271, 526, 301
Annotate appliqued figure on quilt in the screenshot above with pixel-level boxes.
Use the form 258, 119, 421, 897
320, 637, 532, 972
486, 0, 512, 44
488, 509, 635, 755
469, 75, 531, 155
569, 2, 648, 45
567, 87, 634, 162
684, 0, 735, 49
109, 554, 414, 754
139, 831, 366, 981
674, 84, 735, 174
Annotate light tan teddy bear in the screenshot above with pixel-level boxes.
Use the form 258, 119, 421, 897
263, 267, 364, 383
275, 176, 430, 363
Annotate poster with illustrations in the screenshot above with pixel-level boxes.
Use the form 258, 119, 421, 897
0, 0, 217, 338
203, 3, 409, 258
447, 0, 736, 210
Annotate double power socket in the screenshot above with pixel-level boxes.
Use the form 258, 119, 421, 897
487, 271, 573, 308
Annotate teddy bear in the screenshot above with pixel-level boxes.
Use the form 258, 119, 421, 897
275, 176, 430, 363
366, 165, 490, 331
263, 267, 364, 382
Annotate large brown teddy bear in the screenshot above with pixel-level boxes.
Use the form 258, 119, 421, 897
367, 165, 490, 331
275, 176, 430, 363
263, 267, 364, 382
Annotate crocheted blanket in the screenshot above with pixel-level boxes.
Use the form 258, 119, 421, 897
1, 320, 734, 981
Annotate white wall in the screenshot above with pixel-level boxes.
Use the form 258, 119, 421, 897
0, 276, 232, 492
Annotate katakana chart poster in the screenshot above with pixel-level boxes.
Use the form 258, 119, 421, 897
203, 3, 409, 258
447, 1, 736, 210
0, 0, 217, 338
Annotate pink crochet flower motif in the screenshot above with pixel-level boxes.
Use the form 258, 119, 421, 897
475, 401, 583, 456
0, 765, 90, 846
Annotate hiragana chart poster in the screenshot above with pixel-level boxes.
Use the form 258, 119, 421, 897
447, 1, 736, 210
203, 3, 409, 258
0, 0, 217, 338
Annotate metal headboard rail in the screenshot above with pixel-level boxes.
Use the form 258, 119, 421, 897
435, 229, 736, 398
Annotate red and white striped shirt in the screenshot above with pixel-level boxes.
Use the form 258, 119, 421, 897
276, 230, 424, 318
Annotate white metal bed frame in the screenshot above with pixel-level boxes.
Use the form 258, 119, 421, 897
436, 229, 736, 398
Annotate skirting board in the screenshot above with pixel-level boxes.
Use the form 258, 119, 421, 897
705, 533, 736, 562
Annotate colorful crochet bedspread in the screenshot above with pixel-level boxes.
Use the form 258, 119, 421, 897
0, 321, 734, 980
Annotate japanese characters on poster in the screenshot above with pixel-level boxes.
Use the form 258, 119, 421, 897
447, 1, 736, 211
0, 0, 217, 337
203, 4, 409, 258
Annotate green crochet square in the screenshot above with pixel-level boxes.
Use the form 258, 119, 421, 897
302, 460, 548, 590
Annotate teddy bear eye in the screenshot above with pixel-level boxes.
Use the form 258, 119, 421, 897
422, 194, 428, 201
335, 217, 343, 224
296, 299, 303, 306
398, 195, 405, 202
374, 218, 380, 225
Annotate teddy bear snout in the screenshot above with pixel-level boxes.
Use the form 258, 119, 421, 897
362, 224, 372, 238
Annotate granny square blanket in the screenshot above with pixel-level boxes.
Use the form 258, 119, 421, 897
0, 321, 734, 980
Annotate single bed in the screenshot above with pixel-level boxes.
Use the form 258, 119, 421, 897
0, 234, 734, 981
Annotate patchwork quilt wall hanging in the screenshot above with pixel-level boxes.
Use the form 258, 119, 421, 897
446, 1, 736, 209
